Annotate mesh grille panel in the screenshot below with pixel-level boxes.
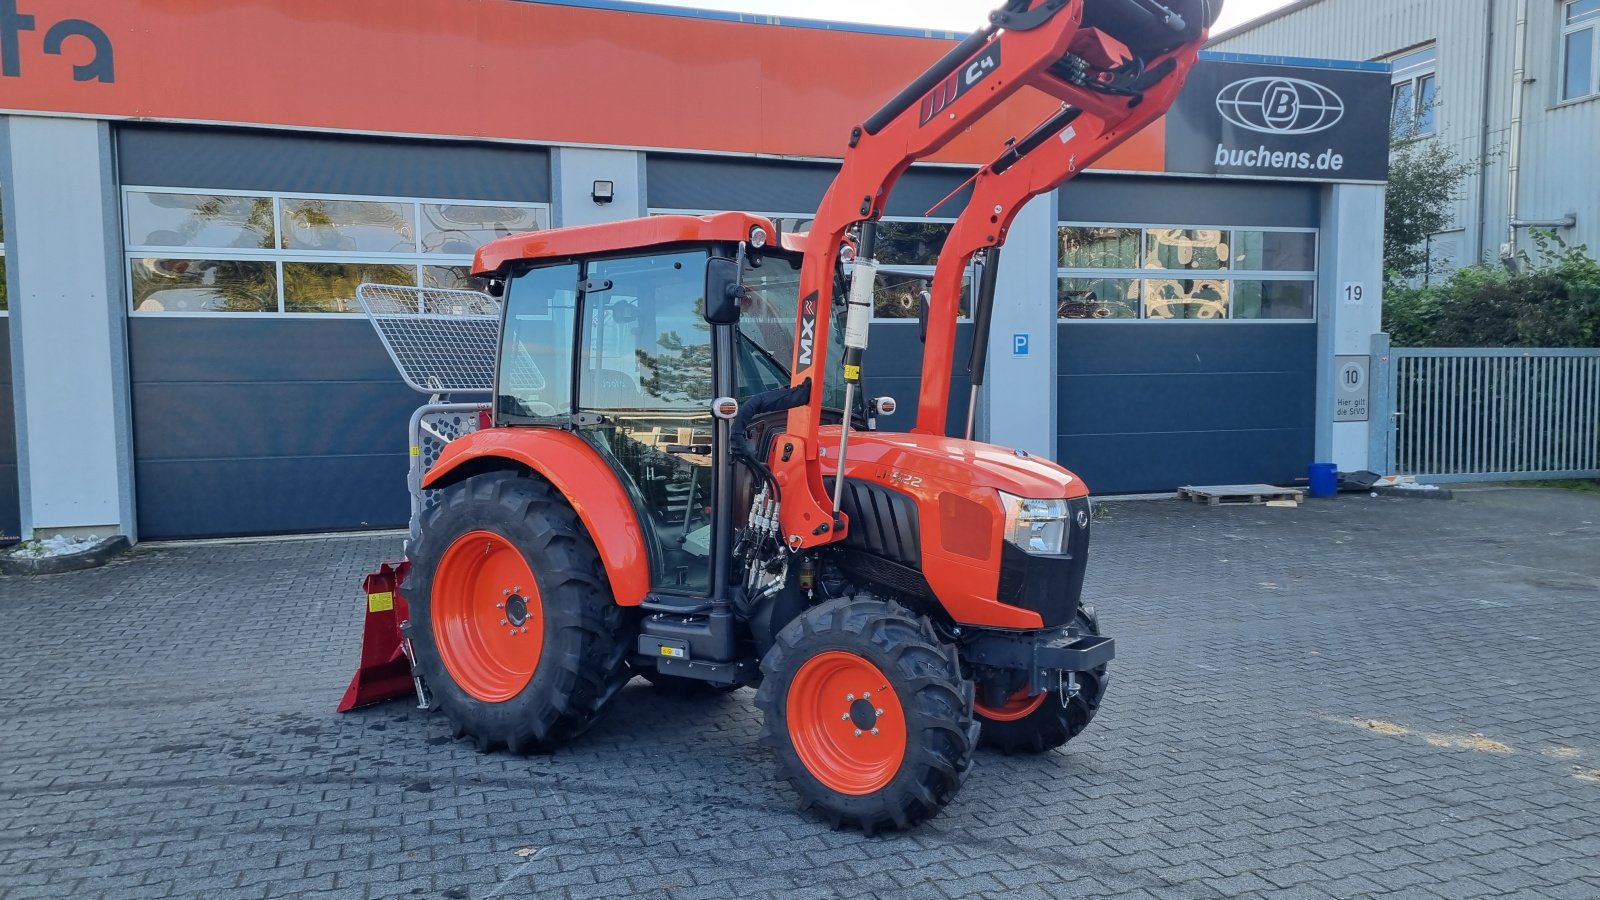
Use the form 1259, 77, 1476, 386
358, 283, 500, 395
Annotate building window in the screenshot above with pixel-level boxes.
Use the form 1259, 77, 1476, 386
1563, 0, 1600, 101
871, 220, 974, 320
1387, 45, 1438, 136
649, 209, 974, 321
1057, 225, 1317, 321
124, 188, 548, 314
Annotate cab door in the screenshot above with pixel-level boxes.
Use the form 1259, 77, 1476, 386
574, 250, 721, 596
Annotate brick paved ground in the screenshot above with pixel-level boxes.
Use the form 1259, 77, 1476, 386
2, 488, 1599, 900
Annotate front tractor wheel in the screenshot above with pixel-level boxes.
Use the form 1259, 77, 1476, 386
756, 597, 977, 834
404, 471, 632, 754
974, 607, 1109, 754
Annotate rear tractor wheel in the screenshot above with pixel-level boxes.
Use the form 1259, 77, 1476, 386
974, 606, 1108, 754
756, 596, 977, 834
404, 470, 632, 753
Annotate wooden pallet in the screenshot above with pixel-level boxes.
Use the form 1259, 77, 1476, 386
1177, 484, 1305, 506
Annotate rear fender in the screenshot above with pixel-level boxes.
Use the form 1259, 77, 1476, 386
422, 428, 651, 605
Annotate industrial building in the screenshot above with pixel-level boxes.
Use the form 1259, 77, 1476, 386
1, 0, 1390, 544
1212, 0, 1600, 272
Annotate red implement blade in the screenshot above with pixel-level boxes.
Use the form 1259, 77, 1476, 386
336, 560, 415, 712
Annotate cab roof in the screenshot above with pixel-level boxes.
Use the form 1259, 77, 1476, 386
473, 211, 805, 276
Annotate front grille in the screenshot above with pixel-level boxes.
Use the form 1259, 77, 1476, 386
831, 478, 922, 569
996, 497, 1091, 627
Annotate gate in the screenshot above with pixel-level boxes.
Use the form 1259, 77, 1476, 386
1374, 342, 1600, 482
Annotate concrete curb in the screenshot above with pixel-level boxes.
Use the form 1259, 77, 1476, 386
0, 535, 132, 576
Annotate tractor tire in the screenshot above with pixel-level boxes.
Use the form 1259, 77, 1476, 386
633, 664, 743, 696
756, 596, 977, 835
403, 470, 631, 754
974, 606, 1108, 754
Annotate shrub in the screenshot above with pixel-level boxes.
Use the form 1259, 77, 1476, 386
1384, 232, 1600, 348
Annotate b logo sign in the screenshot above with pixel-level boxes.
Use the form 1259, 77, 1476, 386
1216, 77, 1343, 135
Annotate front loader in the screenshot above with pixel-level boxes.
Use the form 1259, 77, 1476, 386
341, 0, 1219, 833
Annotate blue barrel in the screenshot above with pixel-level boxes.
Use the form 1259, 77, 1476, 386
1308, 463, 1338, 498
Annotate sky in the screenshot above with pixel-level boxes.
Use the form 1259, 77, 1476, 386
617, 0, 1298, 34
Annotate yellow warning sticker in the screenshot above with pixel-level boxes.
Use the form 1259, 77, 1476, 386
660, 646, 685, 658
843, 364, 861, 381
367, 591, 395, 613
410, 446, 420, 457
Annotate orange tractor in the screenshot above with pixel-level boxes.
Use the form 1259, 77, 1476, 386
343, 0, 1218, 832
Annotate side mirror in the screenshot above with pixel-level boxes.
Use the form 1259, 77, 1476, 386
917, 290, 931, 344
704, 257, 742, 325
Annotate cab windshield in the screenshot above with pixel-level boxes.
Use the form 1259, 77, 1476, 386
736, 252, 849, 410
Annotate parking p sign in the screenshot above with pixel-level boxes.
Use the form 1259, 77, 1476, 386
1012, 333, 1030, 357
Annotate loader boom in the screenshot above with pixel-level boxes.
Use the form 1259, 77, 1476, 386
775, 0, 1214, 546
917, 13, 1210, 435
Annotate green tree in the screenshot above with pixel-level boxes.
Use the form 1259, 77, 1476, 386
1384, 126, 1478, 283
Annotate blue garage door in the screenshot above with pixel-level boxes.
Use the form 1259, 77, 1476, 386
1054, 176, 1321, 494
118, 125, 552, 539
1058, 324, 1317, 493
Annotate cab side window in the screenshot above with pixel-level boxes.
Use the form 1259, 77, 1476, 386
497, 263, 578, 421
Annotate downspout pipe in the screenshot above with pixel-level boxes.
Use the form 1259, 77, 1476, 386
1504, 0, 1529, 259
1474, 0, 1495, 262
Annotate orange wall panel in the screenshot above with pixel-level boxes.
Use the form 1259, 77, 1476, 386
2, 0, 1164, 170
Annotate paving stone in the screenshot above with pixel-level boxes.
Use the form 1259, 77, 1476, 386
2, 489, 1598, 899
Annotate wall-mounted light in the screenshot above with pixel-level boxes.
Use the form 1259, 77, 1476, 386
591, 180, 615, 205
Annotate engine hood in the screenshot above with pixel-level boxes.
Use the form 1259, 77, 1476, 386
816, 427, 1088, 500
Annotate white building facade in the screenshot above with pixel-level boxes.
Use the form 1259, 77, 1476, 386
1213, 0, 1600, 272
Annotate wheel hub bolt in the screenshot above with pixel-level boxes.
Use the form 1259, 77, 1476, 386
863, 692, 872, 700
841, 713, 849, 721
846, 693, 854, 701
500, 619, 508, 626
854, 729, 862, 737
871, 728, 880, 736
876, 708, 884, 716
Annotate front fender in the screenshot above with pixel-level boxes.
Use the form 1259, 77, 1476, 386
422, 428, 651, 605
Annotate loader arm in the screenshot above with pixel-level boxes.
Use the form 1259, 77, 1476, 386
774, 0, 1215, 548
915, 11, 1212, 435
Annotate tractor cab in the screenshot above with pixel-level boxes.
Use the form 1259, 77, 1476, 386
478, 213, 856, 600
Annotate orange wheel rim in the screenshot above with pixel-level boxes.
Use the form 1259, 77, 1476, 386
975, 689, 1046, 722
786, 651, 906, 796
432, 530, 542, 703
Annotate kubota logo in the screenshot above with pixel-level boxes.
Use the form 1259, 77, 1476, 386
0, 0, 114, 83
1216, 77, 1343, 135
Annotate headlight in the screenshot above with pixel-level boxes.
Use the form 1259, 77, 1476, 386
997, 491, 1071, 556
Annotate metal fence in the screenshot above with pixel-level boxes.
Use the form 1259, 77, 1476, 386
1378, 346, 1600, 482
